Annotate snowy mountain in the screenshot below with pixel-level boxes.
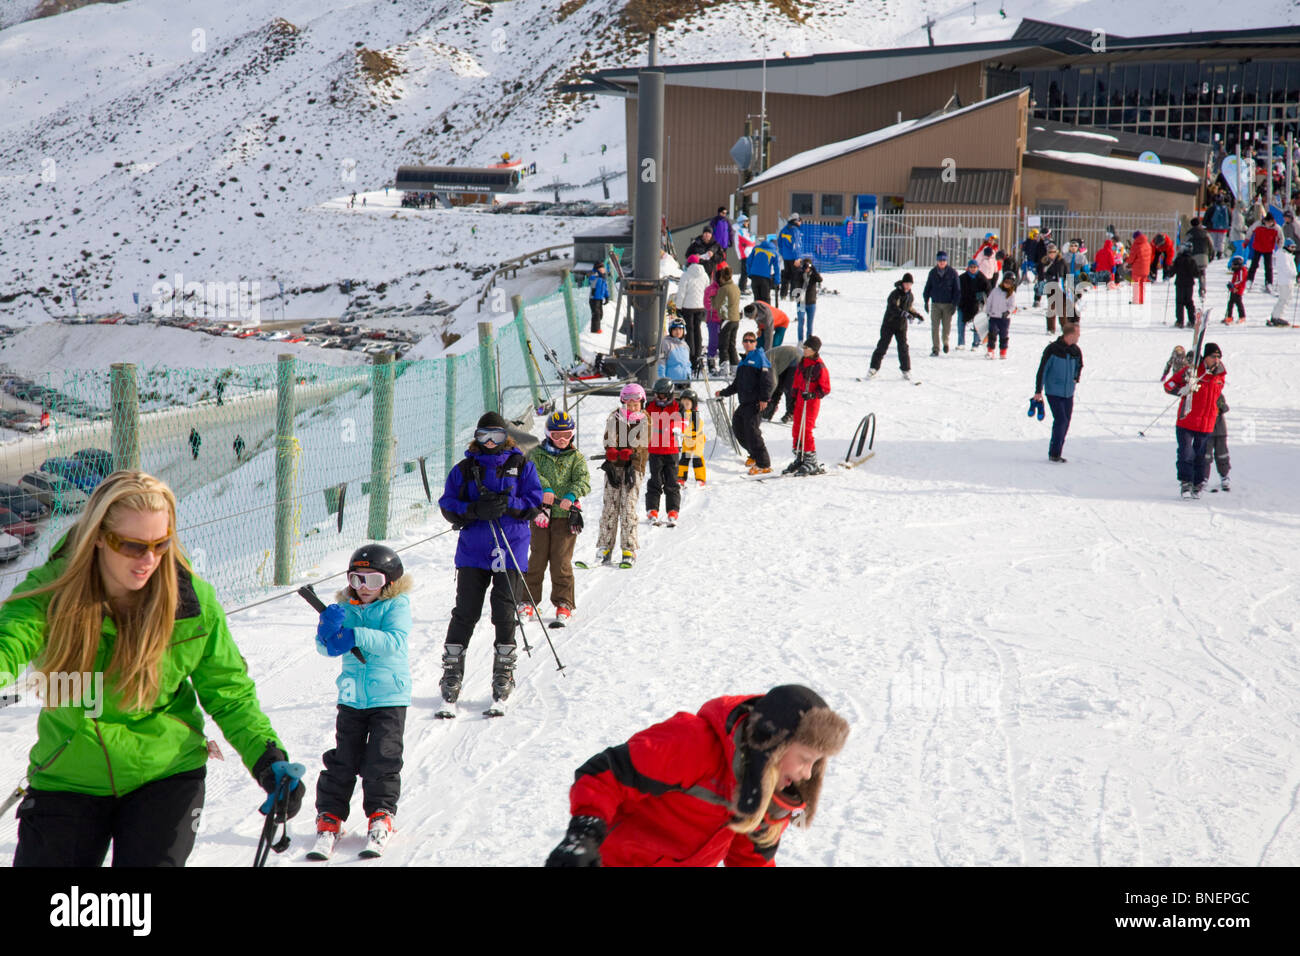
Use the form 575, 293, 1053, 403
3, 0, 1294, 339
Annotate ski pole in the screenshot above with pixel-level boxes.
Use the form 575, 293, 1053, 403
0, 780, 26, 817
1138, 395, 1182, 437
484, 518, 536, 659
489, 519, 565, 673
253, 760, 305, 867
298, 584, 366, 664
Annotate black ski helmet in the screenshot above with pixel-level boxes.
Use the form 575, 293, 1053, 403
652, 377, 674, 398
348, 544, 403, 584
678, 388, 698, 406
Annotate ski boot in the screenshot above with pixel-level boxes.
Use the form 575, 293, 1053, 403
901, 370, 912, 380
554, 605, 572, 623
1220, 476, 1230, 492
747, 464, 772, 475
360, 811, 394, 858
647, 509, 659, 524
779, 411, 794, 424
1192, 482, 1205, 499
519, 602, 537, 618
491, 643, 518, 702
619, 549, 636, 569
867, 368, 878, 378
783, 453, 804, 474
306, 813, 344, 861
1180, 481, 1192, 499
439, 644, 465, 704
796, 453, 825, 476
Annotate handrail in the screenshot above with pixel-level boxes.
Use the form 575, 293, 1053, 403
476, 242, 574, 312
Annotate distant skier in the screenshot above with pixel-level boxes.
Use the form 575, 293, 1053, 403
657, 318, 691, 383
710, 264, 741, 376
544, 684, 849, 867
676, 389, 708, 487
233, 434, 246, 461
922, 251, 959, 354
983, 273, 1018, 360
436, 412, 544, 711
707, 207, 732, 257
674, 255, 709, 369
777, 213, 803, 301
592, 383, 649, 568
719, 333, 774, 475
1126, 231, 1153, 305
588, 262, 611, 334
309, 545, 412, 860
867, 273, 922, 379
746, 234, 780, 304
1171, 246, 1199, 329
957, 258, 990, 350
792, 256, 822, 342
188, 427, 201, 460
734, 213, 756, 294
1162, 342, 1226, 498
1266, 238, 1296, 326
1224, 255, 1247, 324
1032, 323, 1083, 463
1203, 393, 1231, 492
685, 226, 725, 279
644, 379, 683, 525
215, 379, 226, 406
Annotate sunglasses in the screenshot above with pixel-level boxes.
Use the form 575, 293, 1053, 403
743, 337, 757, 343
474, 427, 507, 445
103, 529, 173, 559
348, 570, 387, 590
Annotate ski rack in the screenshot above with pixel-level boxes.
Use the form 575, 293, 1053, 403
706, 396, 741, 456
840, 412, 877, 469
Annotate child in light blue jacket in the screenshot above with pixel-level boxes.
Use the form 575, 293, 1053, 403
309, 544, 412, 859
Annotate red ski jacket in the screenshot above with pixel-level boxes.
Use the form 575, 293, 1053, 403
1164, 361, 1226, 433
568, 694, 802, 866
1126, 235, 1153, 279
1095, 239, 1116, 272
1228, 267, 1247, 295
1249, 225, 1279, 253
792, 357, 830, 403
645, 399, 683, 455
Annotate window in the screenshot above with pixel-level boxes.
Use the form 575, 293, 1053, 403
819, 193, 843, 218
790, 193, 814, 216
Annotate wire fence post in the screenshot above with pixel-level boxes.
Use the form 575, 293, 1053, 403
443, 356, 457, 476
477, 320, 499, 414
109, 362, 140, 472
560, 269, 582, 361
274, 354, 295, 586
368, 351, 395, 540
511, 295, 542, 409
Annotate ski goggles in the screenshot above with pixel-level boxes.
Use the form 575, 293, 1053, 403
102, 529, 174, 559
547, 429, 575, 442
348, 570, 387, 591
474, 427, 507, 445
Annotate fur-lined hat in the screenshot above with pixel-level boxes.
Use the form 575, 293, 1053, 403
735, 685, 849, 826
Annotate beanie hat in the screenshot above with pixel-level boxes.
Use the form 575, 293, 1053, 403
901, 272, 914, 284
476, 411, 509, 431
1202, 342, 1222, 358
735, 685, 850, 825
686, 254, 700, 264
967, 258, 979, 267
1132, 230, 1143, 239
804, 335, 821, 354
936, 250, 948, 260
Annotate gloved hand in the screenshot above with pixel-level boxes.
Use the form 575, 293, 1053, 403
253, 742, 304, 822
801, 390, 816, 400
567, 504, 584, 534
544, 815, 606, 867
600, 460, 626, 488
468, 492, 508, 521
323, 627, 356, 657
316, 604, 346, 644
534, 512, 550, 529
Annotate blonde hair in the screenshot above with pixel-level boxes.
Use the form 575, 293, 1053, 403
10, 471, 188, 712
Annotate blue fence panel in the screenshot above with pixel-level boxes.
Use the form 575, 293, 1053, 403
798, 222, 868, 273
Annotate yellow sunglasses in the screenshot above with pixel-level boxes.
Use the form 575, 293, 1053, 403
103, 529, 174, 559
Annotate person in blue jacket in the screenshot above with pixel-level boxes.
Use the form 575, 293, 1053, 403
589, 262, 611, 334
1032, 323, 1083, 463
311, 543, 413, 858
436, 412, 544, 710
657, 317, 692, 382
747, 236, 781, 305
922, 251, 961, 355
777, 213, 803, 301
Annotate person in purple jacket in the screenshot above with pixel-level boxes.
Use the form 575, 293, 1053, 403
436, 412, 544, 710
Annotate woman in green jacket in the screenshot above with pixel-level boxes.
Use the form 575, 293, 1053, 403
521, 411, 591, 624
0, 470, 302, 866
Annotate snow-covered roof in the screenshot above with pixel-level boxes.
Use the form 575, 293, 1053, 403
1053, 130, 1120, 143
1026, 149, 1201, 184
744, 89, 1026, 189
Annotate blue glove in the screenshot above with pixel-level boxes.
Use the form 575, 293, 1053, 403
316, 604, 346, 643
323, 627, 355, 657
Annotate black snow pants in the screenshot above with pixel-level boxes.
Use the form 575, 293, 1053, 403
316, 704, 407, 821
645, 452, 681, 513
445, 566, 520, 649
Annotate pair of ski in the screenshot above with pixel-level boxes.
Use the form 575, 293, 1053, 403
575, 552, 634, 570
306, 828, 391, 861
435, 699, 507, 719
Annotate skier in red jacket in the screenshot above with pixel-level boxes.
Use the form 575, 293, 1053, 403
545, 684, 849, 867
784, 336, 831, 476
1163, 341, 1226, 498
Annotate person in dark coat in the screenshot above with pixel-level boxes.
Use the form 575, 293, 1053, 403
1038, 244, 1069, 334
792, 256, 822, 342
761, 344, 802, 424
707, 207, 732, 256
1171, 247, 1200, 329
436, 412, 544, 707
544, 684, 850, 867
685, 227, 725, 279
957, 259, 990, 349
588, 262, 611, 334
718, 334, 775, 474
867, 274, 922, 379
922, 251, 960, 355
1032, 324, 1083, 462
1187, 217, 1214, 296
188, 427, 201, 460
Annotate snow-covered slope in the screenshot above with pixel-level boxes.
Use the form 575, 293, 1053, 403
2, 264, 1295, 866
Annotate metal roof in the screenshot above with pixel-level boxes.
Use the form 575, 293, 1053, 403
1022, 152, 1200, 195
1027, 122, 1211, 168
905, 168, 1016, 205
1011, 19, 1123, 45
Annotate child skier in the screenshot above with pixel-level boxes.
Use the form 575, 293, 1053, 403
522, 411, 591, 625
984, 273, 1018, 359
590, 383, 649, 568
676, 389, 708, 486
437, 412, 544, 713
1224, 255, 1246, 324
645, 378, 683, 525
784, 336, 830, 475
1266, 238, 1296, 327
657, 318, 692, 382
1161, 344, 1189, 381
1204, 393, 1231, 492
310, 544, 413, 860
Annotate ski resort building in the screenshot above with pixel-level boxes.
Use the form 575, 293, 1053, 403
564, 23, 1298, 233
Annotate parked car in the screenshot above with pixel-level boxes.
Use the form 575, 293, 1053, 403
20, 471, 89, 511
40, 457, 102, 494
0, 484, 45, 519
72, 447, 113, 476
0, 508, 39, 544
0, 532, 22, 562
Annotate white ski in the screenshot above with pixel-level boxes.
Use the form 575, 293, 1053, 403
305, 829, 342, 861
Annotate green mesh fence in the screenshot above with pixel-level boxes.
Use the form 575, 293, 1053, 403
0, 287, 583, 607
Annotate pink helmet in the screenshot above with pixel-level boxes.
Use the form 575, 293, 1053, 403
619, 382, 646, 403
